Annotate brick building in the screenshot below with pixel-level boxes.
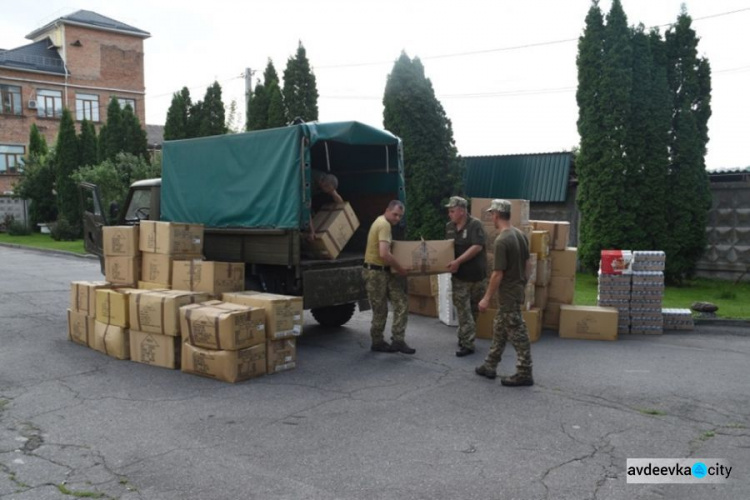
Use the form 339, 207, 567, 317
0, 10, 150, 193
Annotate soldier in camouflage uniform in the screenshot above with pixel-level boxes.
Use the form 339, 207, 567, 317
362, 200, 415, 354
445, 196, 488, 357
475, 199, 534, 386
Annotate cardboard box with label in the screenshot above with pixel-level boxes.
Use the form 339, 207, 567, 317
536, 257, 552, 287
524, 308, 543, 343
534, 285, 548, 311
130, 289, 210, 336
550, 248, 578, 278
548, 276, 576, 304
407, 275, 439, 297
96, 288, 144, 327
92, 321, 130, 359
408, 294, 439, 317
181, 341, 266, 383
530, 231, 550, 259
527, 254, 538, 285
559, 305, 618, 341
181, 300, 266, 350
544, 302, 563, 330
67, 309, 95, 346
172, 260, 245, 297
531, 221, 570, 251
267, 338, 296, 374
222, 291, 303, 339
138, 281, 170, 290
391, 239, 454, 275
130, 330, 181, 369
70, 281, 110, 315
142, 252, 201, 288
305, 202, 360, 260
105, 255, 141, 287
139, 221, 204, 255
470, 198, 530, 228
103, 225, 139, 257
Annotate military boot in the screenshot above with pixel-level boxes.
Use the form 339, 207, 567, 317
390, 340, 416, 354
475, 365, 497, 379
500, 369, 534, 387
371, 341, 394, 353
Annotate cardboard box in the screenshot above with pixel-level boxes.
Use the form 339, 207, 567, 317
129, 330, 181, 369
130, 289, 210, 336
96, 288, 143, 327
408, 294, 439, 317
531, 221, 570, 251
524, 308, 543, 343
530, 230, 550, 259
548, 276, 576, 304
550, 248, 578, 278
600, 250, 633, 275
181, 341, 266, 383
102, 225, 139, 257
267, 338, 296, 374
105, 256, 140, 286
305, 202, 360, 259
139, 221, 204, 255
559, 305, 618, 341
470, 198, 530, 228
391, 239, 455, 275
172, 260, 245, 297
67, 309, 94, 346
437, 273, 458, 326
476, 308, 496, 339
536, 257, 552, 286
70, 281, 110, 315
141, 252, 200, 287
543, 302, 563, 329
534, 285, 548, 311
527, 254, 538, 285
92, 321, 130, 359
407, 275, 439, 297
181, 300, 266, 350
524, 282, 535, 311
222, 292, 303, 339
138, 281, 170, 290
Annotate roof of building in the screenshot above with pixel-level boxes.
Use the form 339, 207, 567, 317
464, 152, 573, 203
0, 38, 67, 75
26, 10, 150, 40
708, 166, 750, 175
146, 124, 164, 149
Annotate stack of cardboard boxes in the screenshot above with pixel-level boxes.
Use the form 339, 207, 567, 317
407, 275, 439, 317
67, 281, 109, 347
532, 221, 576, 333
662, 308, 694, 330
630, 251, 666, 335
139, 221, 204, 289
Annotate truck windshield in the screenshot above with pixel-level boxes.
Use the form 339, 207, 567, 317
125, 189, 152, 221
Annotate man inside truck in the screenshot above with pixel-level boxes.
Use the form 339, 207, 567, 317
308, 170, 344, 242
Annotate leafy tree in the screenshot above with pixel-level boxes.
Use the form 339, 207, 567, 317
13, 155, 57, 227
28, 124, 48, 158
198, 81, 227, 136
104, 97, 123, 160
664, 8, 712, 282
383, 52, 464, 240
283, 41, 318, 122
54, 108, 81, 231
164, 87, 192, 140
78, 119, 98, 167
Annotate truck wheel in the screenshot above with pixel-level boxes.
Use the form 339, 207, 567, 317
311, 303, 356, 327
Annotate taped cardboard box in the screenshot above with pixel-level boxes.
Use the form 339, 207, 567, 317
139, 220, 204, 255
92, 321, 130, 359
476, 308, 495, 339
105, 256, 140, 287
531, 221, 570, 251
476, 308, 542, 343
267, 338, 297, 374
407, 275, 439, 297
470, 198, 530, 228
96, 288, 145, 327
550, 248, 578, 278
222, 291, 303, 339
543, 302, 563, 330
534, 285, 548, 311
70, 281, 110, 315
524, 282, 535, 311
138, 281, 170, 290
559, 305, 618, 341
525, 308, 543, 343
527, 254, 538, 285
67, 309, 95, 346
408, 294, 439, 317
180, 300, 266, 350
130, 289, 210, 336
103, 225, 139, 257
391, 239, 454, 275
548, 276, 575, 304
130, 330, 181, 369
181, 341, 266, 383
530, 230, 550, 259
172, 260, 245, 297
304, 202, 360, 260
142, 252, 201, 288
535, 257, 552, 287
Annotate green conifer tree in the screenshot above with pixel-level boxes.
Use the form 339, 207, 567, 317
54, 108, 81, 229
283, 42, 319, 122
78, 119, 98, 167
164, 87, 191, 140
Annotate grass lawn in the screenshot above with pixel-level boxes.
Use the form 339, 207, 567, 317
0, 232, 86, 255
575, 272, 750, 320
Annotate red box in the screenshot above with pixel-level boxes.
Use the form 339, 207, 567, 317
600, 250, 633, 275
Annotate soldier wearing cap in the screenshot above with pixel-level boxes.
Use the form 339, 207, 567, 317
475, 199, 534, 386
445, 196, 488, 357
362, 200, 415, 354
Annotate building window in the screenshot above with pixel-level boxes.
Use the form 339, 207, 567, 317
37, 89, 63, 118
1, 84, 22, 115
0, 145, 25, 174
115, 97, 136, 112
76, 93, 99, 122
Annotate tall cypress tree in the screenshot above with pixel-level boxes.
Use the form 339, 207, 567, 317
383, 52, 464, 240
267, 84, 286, 128
104, 97, 123, 160
28, 123, 48, 158
121, 104, 148, 158
246, 81, 269, 131
78, 119, 98, 167
164, 87, 191, 140
665, 8, 712, 282
198, 81, 227, 137
283, 42, 319, 122
54, 108, 81, 227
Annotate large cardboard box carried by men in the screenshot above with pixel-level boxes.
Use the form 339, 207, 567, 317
129, 289, 210, 336
139, 221, 204, 255
559, 305, 618, 341
180, 300, 266, 350
172, 260, 245, 297
304, 202, 360, 260
391, 239, 454, 275
181, 341, 266, 383
223, 291, 303, 339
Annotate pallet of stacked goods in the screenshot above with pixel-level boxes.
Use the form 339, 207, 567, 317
630, 251, 665, 335
597, 273, 631, 335
662, 308, 695, 330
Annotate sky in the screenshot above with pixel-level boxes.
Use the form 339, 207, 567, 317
2, 0, 749, 170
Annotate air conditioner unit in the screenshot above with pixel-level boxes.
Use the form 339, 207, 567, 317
27, 100, 37, 109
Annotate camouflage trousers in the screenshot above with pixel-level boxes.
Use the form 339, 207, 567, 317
363, 268, 408, 343
452, 276, 488, 349
482, 304, 533, 375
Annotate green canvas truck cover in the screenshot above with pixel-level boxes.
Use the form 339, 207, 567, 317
161, 121, 401, 229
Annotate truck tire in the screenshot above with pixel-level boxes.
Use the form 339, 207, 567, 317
311, 303, 356, 327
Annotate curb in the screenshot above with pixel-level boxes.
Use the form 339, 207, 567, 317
0, 242, 98, 260
694, 318, 750, 327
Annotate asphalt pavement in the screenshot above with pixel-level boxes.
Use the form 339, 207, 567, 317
0, 246, 748, 500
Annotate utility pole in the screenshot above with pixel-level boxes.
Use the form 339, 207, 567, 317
244, 67, 256, 131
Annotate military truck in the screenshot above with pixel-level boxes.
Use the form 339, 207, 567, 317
81, 121, 405, 327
